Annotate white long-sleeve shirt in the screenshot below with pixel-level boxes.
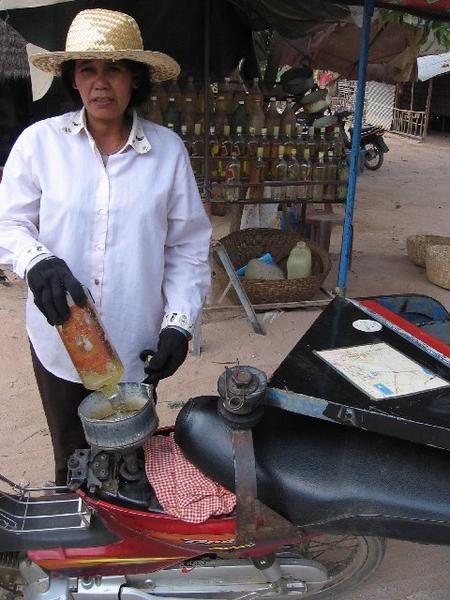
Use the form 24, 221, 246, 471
0, 109, 211, 383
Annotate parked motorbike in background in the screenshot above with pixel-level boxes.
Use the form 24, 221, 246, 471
334, 110, 389, 171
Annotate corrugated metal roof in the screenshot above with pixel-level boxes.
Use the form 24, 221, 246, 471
418, 52, 450, 81
0, 19, 29, 80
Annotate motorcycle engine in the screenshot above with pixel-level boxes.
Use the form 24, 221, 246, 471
67, 447, 157, 510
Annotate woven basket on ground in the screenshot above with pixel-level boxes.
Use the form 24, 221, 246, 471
215, 228, 331, 304
425, 245, 450, 290
406, 234, 450, 267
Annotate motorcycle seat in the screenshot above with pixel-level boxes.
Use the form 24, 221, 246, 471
175, 396, 450, 545
349, 125, 379, 134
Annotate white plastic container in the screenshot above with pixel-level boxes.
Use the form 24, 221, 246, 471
287, 241, 312, 279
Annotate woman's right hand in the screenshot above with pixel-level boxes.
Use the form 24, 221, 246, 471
27, 257, 86, 326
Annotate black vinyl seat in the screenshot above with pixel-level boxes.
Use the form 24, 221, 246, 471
175, 396, 450, 546
349, 125, 379, 134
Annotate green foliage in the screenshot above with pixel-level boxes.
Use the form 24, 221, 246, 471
378, 9, 450, 50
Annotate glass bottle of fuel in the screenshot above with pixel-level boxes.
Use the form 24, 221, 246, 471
183, 75, 198, 111
232, 123, 246, 157
181, 97, 196, 136
231, 100, 247, 136
180, 125, 191, 155
265, 97, 280, 136
218, 77, 233, 113
167, 79, 182, 110
191, 123, 204, 178
245, 76, 263, 114
318, 127, 329, 155
312, 151, 326, 201
298, 148, 312, 201
271, 145, 287, 202
163, 97, 180, 132
151, 81, 167, 112
306, 126, 318, 162
213, 95, 229, 137
224, 152, 241, 203
220, 124, 233, 157
281, 98, 297, 135
332, 126, 345, 159
337, 154, 349, 201
249, 147, 265, 200
323, 150, 337, 201
209, 125, 220, 178
295, 125, 306, 160
269, 126, 282, 179
246, 126, 258, 161
286, 147, 300, 202
143, 95, 162, 125
283, 123, 296, 157
57, 288, 124, 398
247, 96, 265, 135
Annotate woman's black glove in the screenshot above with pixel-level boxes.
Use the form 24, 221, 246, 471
140, 328, 188, 384
27, 257, 86, 326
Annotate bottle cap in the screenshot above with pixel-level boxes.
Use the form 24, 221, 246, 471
278, 145, 285, 156
273, 125, 280, 137
185, 97, 192, 102
285, 124, 292, 135
194, 123, 201, 134
257, 147, 264, 158
236, 126, 242, 133
249, 127, 255, 134
270, 96, 276, 101
304, 149, 310, 159
169, 97, 175, 101
291, 148, 297, 156
261, 127, 267, 135
320, 127, 325, 133
318, 151, 324, 158
225, 77, 231, 82
224, 124, 231, 135
167, 123, 174, 129
181, 125, 187, 133
210, 125, 216, 133
150, 95, 157, 100
218, 95, 224, 100
238, 100, 245, 105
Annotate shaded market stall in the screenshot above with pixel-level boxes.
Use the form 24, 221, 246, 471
1, 0, 449, 297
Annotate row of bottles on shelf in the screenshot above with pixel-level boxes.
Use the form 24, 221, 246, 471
142, 76, 296, 136
170, 122, 349, 202
207, 146, 349, 203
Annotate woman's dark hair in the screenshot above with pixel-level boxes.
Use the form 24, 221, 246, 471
60, 59, 152, 108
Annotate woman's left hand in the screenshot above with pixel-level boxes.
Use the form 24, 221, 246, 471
140, 328, 188, 384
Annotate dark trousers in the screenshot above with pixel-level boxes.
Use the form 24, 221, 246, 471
30, 344, 90, 485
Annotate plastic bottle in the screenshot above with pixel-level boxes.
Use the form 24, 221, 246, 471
272, 145, 287, 202
151, 81, 167, 112
283, 123, 296, 157
286, 241, 312, 279
281, 98, 297, 134
183, 75, 198, 111
323, 150, 337, 201
213, 95, 229, 137
249, 147, 265, 200
57, 289, 124, 398
286, 148, 300, 201
167, 79, 182, 110
298, 148, 312, 201
245, 76, 263, 113
218, 76, 234, 114
224, 153, 241, 203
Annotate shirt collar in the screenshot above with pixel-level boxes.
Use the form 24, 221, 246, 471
62, 108, 151, 154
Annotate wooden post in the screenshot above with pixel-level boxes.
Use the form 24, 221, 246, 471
423, 78, 433, 140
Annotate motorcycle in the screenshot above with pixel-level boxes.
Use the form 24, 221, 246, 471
334, 110, 389, 171
1, 294, 450, 600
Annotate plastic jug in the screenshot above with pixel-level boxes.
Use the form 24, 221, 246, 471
57, 288, 124, 398
287, 241, 312, 279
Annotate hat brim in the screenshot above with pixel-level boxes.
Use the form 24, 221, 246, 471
29, 49, 180, 81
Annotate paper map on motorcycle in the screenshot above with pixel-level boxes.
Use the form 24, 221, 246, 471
315, 342, 449, 400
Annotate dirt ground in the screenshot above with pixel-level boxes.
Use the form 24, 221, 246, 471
0, 130, 449, 598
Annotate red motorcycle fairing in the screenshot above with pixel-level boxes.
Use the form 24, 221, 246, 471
27, 489, 300, 578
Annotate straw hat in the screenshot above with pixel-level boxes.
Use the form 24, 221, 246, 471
29, 8, 180, 81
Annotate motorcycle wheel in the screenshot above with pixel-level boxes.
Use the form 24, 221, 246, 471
278, 534, 385, 598
363, 142, 384, 170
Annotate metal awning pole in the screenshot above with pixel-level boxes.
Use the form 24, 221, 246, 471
336, 0, 374, 295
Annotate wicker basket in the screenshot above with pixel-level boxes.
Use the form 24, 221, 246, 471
425, 245, 450, 290
406, 234, 450, 267
215, 228, 331, 304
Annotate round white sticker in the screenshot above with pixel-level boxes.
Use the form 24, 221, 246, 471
352, 319, 383, 333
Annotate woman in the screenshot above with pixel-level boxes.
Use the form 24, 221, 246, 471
0, 9, 211, 485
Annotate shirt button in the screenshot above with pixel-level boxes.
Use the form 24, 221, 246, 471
94, 278, 100, 285
96, 244, 104, 251
98, 209, 107, 215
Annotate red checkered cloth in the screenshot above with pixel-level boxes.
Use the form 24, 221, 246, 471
144, 433, 236, 523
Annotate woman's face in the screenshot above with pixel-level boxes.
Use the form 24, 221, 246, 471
73, 59, 134, 124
